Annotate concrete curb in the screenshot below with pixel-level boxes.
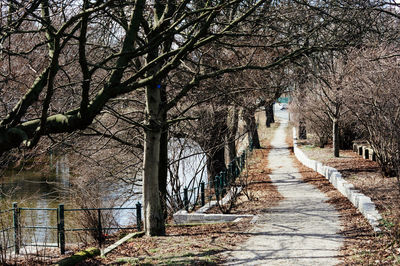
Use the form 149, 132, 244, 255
173, 186, 254, 224
101, 231, 144, 256
173, 210, 253, 224
292, 128, 382, 232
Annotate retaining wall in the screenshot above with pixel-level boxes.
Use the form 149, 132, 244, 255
292, 128, 382, 232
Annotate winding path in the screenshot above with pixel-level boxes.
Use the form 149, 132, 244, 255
224, 120, 343, 265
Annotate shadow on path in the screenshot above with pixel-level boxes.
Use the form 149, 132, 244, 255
224, 121, 343, 265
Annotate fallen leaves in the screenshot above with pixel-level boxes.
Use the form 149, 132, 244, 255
294, 141, 400, 264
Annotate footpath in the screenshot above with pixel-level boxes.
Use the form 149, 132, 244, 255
224, 120, 343, 265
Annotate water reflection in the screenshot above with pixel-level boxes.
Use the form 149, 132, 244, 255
0, 139, 208, 246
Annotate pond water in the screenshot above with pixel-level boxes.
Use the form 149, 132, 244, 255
0, 155, 140, 246
0, 140, 208, 247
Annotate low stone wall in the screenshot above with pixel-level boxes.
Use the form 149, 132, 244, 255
353, 142, 376, 161
173, 186, 253, 224
173, 210, 253, 224
292, 128, 382, 232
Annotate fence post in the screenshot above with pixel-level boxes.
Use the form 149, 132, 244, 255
241, 152, 245, 170
97, 209, 103, 246
13, 202, 20, 255
136, 202, 142, 231
200, 182, 205, 206
58, 204, 65, 255
228, 163, 233, 182
221, 171, 226, 197
183, 188, 189, 211
235, 158, 240, 177
233, 162, 236, 180
232, 160, 237, 180
214, 175, 220, 201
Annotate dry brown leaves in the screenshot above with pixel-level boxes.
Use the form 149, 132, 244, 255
79, 143, 285, 265
229, 148, 284, 215
294, 137, 400, 264
80, 123, 286, 265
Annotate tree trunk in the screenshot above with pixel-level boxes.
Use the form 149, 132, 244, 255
298, 119, 307, 140
196, 109, 228, 181
333, 118, 340, 157
206, 145, 226, 180
265, 103, 274, 127
226, 106, 238, 163
158, 88, 168, 221
143, 84, 165, 236
318, 135, 328, 148
243, 109, 260, 149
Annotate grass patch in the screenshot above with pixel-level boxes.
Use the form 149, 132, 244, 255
56, 247, 100, 266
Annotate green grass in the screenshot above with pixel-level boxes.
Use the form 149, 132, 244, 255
56, 247, 100, 266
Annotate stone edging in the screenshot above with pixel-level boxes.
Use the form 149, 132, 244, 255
173, 186, 253, 224
101, 231, 144, 256
292, 128, 382, 232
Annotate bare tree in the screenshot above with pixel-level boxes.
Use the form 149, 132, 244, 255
344, 45, 400, 179
0, 0, 388, 236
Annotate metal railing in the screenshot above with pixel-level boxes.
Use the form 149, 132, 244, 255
1, 138, 256, 256
1, 202, 142, 255
178, 143, 253, 212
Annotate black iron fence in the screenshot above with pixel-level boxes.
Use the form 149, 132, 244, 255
1, 138, 256, 256
178, 144, 253, 211
1, 202, 142, 255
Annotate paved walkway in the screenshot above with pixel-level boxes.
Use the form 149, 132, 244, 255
224, 121, 343, 265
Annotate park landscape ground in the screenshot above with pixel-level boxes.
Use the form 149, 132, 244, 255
294, 134, 400, 265
78, 118, 398, 265
14, 115, 400, 265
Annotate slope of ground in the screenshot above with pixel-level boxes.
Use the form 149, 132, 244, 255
78, 119, 283, 265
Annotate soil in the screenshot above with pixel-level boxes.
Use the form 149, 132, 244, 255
76, 120, 284, 265
15, 120, 400, 265
10, 121, 281, 265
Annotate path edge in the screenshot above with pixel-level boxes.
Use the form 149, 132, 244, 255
292, 127, 382, 232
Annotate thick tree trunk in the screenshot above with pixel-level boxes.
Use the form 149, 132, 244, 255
158, 88, 168, 220
226, 106, 238, 163
333, 118, 340, 157
265, 103, 274, 128
143, 84, 165, 236
243, 109, 260, 149
143, 128, 164, 235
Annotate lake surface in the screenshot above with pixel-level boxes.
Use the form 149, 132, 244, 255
0, 140, 208, 247
0, 155, 141, 246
